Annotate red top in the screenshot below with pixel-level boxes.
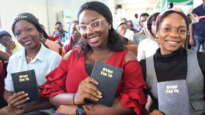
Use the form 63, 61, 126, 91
40, 48, 147, 115
0, 61, 6, 96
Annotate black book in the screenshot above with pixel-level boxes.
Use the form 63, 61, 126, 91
90, 61, 123, 107
157, 80, 190, 115
11, 70, 39, 102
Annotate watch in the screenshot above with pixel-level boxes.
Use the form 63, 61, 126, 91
76, 104, 86, 115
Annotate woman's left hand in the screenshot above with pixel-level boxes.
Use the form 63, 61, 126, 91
74, 77, 102, 105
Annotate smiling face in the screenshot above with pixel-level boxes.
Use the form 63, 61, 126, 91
0, 36, 16, 49
14, 20, 41, 50
78, 9, 110, 49
157, 13, 188, 55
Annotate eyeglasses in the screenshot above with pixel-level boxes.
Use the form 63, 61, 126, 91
78, 19, 105, 33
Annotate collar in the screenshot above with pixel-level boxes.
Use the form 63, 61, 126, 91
19, 44, 48, 63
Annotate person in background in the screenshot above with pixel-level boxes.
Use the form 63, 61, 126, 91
190, 0, 205, 52
116, 22, 135, 41
4, 12, 61, 115
64, 20, 81, 53
127, 20, 138, 33
140, 10, 205, 114
0, 30, 22, 61
136, 13, 149, 33
40, 24, 62, 55
137, 12, 160, 61
133, 13, 149, 45
40, 1, 147, 115
52, 21, 69, 44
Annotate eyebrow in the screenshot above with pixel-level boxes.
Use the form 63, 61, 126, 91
80, 17, 99, 24
163, 24, 186, 28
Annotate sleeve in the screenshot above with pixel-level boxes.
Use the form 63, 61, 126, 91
39, 58, 69, 98
4, 57, 15, 92
118, 60, 147, 115
137, 42, 145, 61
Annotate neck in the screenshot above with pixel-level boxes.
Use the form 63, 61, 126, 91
26, 44, 41, 59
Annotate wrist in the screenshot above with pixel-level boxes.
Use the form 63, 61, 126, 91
76, 104, 86, 115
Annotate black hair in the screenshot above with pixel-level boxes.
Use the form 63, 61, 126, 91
76, 1, 124, 54
55, 21, 62, 25
140, 13, 149, 17
0, 30, 11, 39
156, 10, 189, 33
11, 12, 49, 47
147, 12, 160, 37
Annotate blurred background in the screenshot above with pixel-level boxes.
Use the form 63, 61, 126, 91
0, 0, 201, 35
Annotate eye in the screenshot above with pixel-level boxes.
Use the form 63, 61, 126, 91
90, 20, 100, 28
178, 28, 187, 33
15, 31, 21, 36
26, 27, 33, 32
163, 27, 171, 32
78, 25, 87, 31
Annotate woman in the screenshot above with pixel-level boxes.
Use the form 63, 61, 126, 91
140, 10, 205, 114
4, 13, 61, 114
64, 20, 81, 53
40, 1, 147, 115
137, 12, 160, 61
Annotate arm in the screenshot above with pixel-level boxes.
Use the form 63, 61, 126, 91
0, 51, 10, 61
189, 24, 195, 46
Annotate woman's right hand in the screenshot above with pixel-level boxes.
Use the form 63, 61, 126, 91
74, 77, 102, 105
7, 91, 30, 109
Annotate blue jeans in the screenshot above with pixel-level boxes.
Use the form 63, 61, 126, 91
192, 35, 205, 52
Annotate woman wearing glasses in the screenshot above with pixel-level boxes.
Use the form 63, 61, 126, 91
40, 1, 147, 115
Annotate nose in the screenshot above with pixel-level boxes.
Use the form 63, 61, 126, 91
170, 29, 179, 38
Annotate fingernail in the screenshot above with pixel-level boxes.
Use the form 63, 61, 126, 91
98, 91, 102, 95
27, 97, 30, 100
99, 95, 103, 98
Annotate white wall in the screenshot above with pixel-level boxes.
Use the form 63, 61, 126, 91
0, 0, 106, 35
0, 0, 48, 35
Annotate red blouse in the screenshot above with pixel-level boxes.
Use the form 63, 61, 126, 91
39, 48, 147, 115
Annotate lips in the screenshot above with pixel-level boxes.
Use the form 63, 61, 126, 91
165, 40, 181, 46
88, 37, 100, 44
24, 40, 32, 46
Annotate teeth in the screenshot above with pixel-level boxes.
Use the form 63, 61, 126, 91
167, 41, 179, 45
89, 37, 99, 43
25, 41, 32, 45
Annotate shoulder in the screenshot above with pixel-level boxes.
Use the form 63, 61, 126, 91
62, 48, 81, 60
44, 46, 61, 58
124, 50, 137, 63
9, 48, 24, 61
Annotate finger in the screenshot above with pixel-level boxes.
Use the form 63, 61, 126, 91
89, 77, 99, 85
84, 77, 98, 85
8, 93, 28, 106
82, 88, 103, 101
12, 97, 29, 107
84, 83, 102, 96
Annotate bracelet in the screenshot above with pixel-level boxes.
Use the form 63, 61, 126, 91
73, 94, 75, 105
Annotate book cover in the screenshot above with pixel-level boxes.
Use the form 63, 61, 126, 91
157, 80, 190, 115
11, 70, 39, 102
90, 61, 123, 107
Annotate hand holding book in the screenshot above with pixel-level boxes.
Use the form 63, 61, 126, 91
74, 77, 102, 105
7, 91, 29, 109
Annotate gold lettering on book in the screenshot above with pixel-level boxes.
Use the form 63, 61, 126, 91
19, 74, 30, 82
100, 67, 113, 78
